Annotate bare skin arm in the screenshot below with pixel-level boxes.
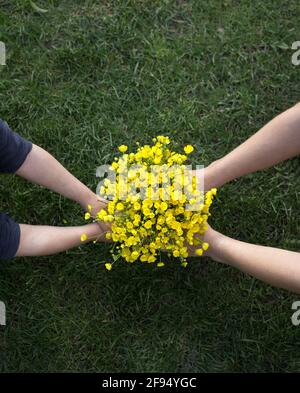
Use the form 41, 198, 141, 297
191, 104, 300, 293
16, 143, 105, 214
190, 226, 300, 294
15, 222, 108, 257
13, 142, 111, 256
203, 103, 300, 189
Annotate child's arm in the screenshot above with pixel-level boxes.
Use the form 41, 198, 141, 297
15, 222, 108, 257
203, 103, 300, 189
16, 144, 104, 214
190, 226, 300, 294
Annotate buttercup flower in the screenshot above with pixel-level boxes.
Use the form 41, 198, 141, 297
118, 145, 128, 153
81, 233, 87, 242
184, 145, 194, 154
202, 242, 209, 251
84, 136, 217, 269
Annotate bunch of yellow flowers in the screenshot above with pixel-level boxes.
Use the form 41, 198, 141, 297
86, 136, 217, 269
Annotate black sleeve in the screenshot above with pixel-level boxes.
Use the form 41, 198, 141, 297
0, 119, 32, 173
0, 213, 21, 260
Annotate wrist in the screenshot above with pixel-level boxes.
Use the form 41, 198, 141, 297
79, 191, 107, 214
80, 223, 103, 243
77, 189, 95, 209
204, 159, 226, 189
204, 229, 227, 263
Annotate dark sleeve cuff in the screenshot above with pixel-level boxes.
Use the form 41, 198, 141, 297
0, 119, 33, 173
0, 213, 21, 260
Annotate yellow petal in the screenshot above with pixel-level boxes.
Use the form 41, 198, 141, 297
81, 233, 87, 242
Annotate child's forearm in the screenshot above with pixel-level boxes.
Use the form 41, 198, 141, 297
205, 103, 300, 189
16, 144, 100, 210
15, 223, 107, 257
210, 232, 300, 294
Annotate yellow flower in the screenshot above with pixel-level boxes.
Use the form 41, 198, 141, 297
131, 251, 139, 260
105, 263, 112, 271
87, 204, 92, 212
103, 214, 114, 222
144, 220, 153, 229
126, 222, 134, 230
97, 209, 107, 220
157, 216, 165, 225
160, 201, 168, 211
143, 199, 153, 208
118, 145, 128, 153
81, 233, 87, 242
184, 145, 194, 154
133, 202, 141, 210
108, 203, 115, 215
116, 202, 124, 211
85, 212, 91, 220
88, 136, 217, 269
202, 242, 209, 251
157, 135, 170, 144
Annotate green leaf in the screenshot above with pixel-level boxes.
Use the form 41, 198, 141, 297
29, 1, 48, 13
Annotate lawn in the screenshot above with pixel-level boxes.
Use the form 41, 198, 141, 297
0, 0, 300, 372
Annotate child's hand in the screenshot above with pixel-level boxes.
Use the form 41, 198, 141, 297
192, 160, 222, 191
84, 193, 108, 217
187, 224, 224, 261
84, 194, 112, 242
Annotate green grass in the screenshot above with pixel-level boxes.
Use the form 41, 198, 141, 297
0, 0, 300, 372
